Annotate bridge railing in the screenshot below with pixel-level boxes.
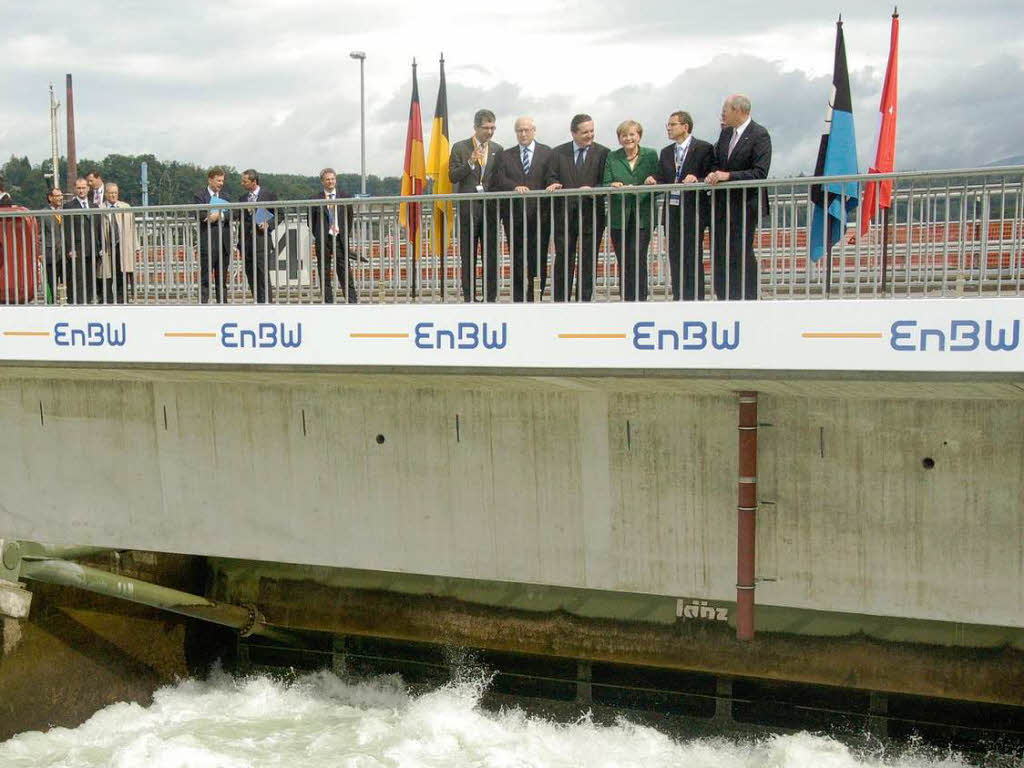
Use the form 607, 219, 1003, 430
1, 166, 1021, 305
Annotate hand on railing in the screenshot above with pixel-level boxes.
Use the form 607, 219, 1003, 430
705, 171, 730, 185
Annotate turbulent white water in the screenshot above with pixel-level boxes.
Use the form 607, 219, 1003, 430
0, 669, 996, 768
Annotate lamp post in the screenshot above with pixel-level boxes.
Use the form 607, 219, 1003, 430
349, 51, 367, 196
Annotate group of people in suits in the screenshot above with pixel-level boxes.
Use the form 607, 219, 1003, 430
39, 169, 137, 304
449, 94, 772, 302
193, 166, 358, 305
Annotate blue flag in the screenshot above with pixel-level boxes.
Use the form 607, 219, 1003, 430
810, 18, 859, 262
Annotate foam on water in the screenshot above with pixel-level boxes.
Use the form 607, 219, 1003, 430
0, 669, 993, 767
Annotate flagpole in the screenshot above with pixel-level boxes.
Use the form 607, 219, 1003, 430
411, 58, 419, 302
881, 206, 891, 293
438, 53, 446, 305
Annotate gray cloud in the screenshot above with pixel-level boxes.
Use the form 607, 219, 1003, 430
2, 3, 1022, 182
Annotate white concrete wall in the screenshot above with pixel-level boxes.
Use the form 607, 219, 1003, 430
1, 368, 1021, 628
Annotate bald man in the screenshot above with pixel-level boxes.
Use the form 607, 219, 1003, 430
495, 116, 553, 301
705, 94, 771, 301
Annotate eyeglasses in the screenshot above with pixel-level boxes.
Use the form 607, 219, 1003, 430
666, 122, 682, 128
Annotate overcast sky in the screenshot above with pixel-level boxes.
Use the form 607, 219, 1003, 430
2, 1, 1022, 180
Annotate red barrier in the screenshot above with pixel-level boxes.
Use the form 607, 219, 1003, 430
0, 207, 39, 304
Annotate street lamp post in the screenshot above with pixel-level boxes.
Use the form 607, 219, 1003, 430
349, 51, 367, 196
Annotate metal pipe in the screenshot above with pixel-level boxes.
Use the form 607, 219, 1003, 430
736, 391, 758, 641
20, 558, 292, 643
349, 51, 367, 197
65, 73, 77, 191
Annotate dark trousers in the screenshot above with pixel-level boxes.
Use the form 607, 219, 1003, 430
198, 225, 230, 304
458, 200, 499, 302
64, 254, 97, 304
240, 236, 273, 304
501, 199, 551, 302
42, 259, 63, 304
665, 203, 707, 301
610, 215, 651, 302
322, 238, 358, 304
102, 243, 134, 304
552, 203, 605, 302
711, 196, 759, 301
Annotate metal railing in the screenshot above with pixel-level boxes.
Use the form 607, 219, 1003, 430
1, 166, 1021, 306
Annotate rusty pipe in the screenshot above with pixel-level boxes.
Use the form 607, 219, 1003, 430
737, 391, 758, 640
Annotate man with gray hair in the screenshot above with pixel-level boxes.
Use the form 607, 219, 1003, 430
449, 109, 503, 302
705, 94, 772, 300
496, 116, 553, 301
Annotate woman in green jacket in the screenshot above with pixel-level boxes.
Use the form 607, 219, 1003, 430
602, 120, 660, 301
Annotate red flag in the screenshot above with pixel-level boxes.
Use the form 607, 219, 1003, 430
399, 60, 427, 255
860, 9, 899, 235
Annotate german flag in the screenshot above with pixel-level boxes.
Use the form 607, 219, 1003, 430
426, 55, 453, 260
399, 60, 427, 257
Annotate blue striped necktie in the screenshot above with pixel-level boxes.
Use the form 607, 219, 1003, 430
522, 146, 531, 176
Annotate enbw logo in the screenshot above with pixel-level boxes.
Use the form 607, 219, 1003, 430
632, 321, 740, 351
220, 322, 303, 349
414, 322, 508, 350
54, 322, 127, 347
890, 320, 1020, 352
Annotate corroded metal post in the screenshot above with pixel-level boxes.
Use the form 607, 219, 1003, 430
737, 392, 758, 640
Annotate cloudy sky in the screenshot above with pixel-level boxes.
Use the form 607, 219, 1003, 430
2, 1, 1023, 179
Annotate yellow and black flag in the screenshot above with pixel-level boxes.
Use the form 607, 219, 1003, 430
425, 54, 453, 261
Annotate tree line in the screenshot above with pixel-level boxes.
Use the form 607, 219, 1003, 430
1, 154, 401, 207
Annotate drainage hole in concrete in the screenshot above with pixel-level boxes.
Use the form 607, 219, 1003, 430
922, 457, 935, 470
376, 434, 386, 445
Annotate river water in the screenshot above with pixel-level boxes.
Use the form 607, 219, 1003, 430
0, 669, 1012, 768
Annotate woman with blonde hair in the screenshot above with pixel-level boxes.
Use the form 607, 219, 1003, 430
602, 119, 660, 301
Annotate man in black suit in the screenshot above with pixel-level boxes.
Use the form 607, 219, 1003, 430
309, 167, 357, 304
545, 113, 609, 302
238, 169, 275, 304
656, 110, 715, 301
85, 169, 105, 209
63, 177, 100, 304
38, 187, 66, 303
496, 116, 553, 302
449, 109, 503, 302
705, 94, 772, 301
194, 167, 231, 304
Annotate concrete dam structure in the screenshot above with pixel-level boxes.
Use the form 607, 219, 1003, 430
1, 171, 1023, 743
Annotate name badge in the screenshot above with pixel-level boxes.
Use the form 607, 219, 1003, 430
669, 191, 681, 206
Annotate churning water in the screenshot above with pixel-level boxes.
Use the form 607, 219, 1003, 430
0, 669, 1014, 768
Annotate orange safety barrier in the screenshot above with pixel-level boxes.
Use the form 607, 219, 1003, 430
0, 208, 39, 304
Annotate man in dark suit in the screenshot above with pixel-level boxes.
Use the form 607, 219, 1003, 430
496, 116, 553, 302
194, 167, 231, 304
85, 169, 105, 209
238, 168, 275, 304
656, 110, 715, 301
449, 109, 503, 302
309, 167, 357, 304
63, 177, 100, 304
545, 113, 609, 302
38, 187, 66, 303
705, 94, 772, 301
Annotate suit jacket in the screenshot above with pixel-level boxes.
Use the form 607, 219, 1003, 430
712, 119, 772, 214
37, 208, 65, 266
495, 141, 553, 192
601, 146, 660, 230
309, 190, 355, 255
546, 141, 610, 191
238, 187, 278, 243
62, 197, 99, 259
657, 138, 715, 224
194, 188, 232, 231
449, 138, 504, 194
